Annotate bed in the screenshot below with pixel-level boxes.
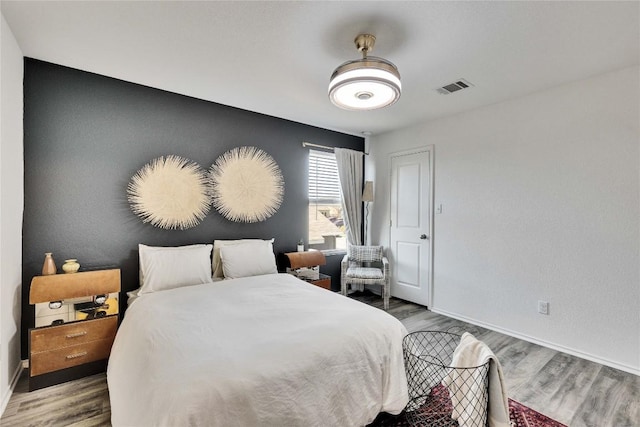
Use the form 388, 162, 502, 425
107, 242, 409, 427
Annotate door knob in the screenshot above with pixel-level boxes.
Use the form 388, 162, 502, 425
420, 234, 428, 240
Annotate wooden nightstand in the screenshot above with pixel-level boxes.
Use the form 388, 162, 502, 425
28, 269, 121, 391
284, 251, 331, 290
304, 273, 331, 290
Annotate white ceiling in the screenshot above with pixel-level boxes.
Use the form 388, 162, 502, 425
2, 1, 638, 136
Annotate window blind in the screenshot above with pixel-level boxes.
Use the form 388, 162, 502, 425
309, 149, 341, 203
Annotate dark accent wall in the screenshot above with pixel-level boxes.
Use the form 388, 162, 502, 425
22, 59, 363, 357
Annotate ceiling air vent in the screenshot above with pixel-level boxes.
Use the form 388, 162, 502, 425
436, 79, 474, 95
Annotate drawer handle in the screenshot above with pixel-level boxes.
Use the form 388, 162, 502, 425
66, 331, 87, 339
66, 351, 88, 360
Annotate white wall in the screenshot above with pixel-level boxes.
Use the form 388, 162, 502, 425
368, 66, 640, 374
0, 13, 24, 415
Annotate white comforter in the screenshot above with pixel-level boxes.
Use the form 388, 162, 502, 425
108, 273, 408, 427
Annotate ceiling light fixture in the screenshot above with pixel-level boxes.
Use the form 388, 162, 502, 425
328, 34, 401, 111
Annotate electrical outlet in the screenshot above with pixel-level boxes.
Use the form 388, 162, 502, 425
538, 300, 549, 315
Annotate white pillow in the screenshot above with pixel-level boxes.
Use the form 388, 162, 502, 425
138, 244, 213, 295
219, 241, 277, 279
212, 238, 274, 278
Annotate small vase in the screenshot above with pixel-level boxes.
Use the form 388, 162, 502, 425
42, 253, 57, 275
62, 259, 80, 274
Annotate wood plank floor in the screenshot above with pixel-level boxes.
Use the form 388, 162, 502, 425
2, 291, 638, 426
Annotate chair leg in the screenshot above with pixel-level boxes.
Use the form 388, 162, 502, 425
383, 284, 389, 310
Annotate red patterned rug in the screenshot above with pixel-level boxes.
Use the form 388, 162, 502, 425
508, 398, 567, 427
369, 388, 566, 427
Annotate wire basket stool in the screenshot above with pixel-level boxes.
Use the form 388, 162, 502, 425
403, 331, 491, 427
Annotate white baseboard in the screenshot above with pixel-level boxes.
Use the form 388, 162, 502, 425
431, 307, 640, 377
0, 360, 23, 417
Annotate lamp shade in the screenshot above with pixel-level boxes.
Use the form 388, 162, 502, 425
329, 58, 401, 110
328, 34, 401, 111
362, 181, 374, 202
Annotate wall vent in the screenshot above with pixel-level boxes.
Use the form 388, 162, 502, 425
436, 79, 474, 95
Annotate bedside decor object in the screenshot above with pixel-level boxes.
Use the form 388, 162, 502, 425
209, 146, 284, 223
42, 252, 57, 275
127, 155, 211, 230
329, 34, 401, 111
62, 258, 80, 274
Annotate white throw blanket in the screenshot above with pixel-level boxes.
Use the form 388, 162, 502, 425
108, 273, 409, 426
443, 332, 510, 427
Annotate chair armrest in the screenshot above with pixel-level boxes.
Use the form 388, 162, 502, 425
341, 254, 349, 266
381, 257, 389, 267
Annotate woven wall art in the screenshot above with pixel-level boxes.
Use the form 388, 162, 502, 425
127, 155, 211, 230
209, 146, 284, 223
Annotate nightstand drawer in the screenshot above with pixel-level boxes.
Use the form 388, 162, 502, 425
310, 277, 331, 289
30, 337, 115, 376
30, 316, 117, 353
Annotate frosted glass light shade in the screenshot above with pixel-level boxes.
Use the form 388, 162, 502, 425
329, 57, 401, 110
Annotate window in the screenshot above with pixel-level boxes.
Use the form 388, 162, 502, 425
308, 150, 347, 251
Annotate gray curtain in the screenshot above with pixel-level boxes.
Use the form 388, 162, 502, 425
334, 148, 363, 246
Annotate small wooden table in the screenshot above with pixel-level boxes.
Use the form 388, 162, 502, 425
284, 251, 331, 290
301, 273, 331, 290
29, 268, 121, 391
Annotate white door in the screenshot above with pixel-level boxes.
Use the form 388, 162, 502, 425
389, 147, 433, 307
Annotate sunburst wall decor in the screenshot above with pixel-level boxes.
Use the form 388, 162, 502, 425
209, 146, 284, 223
127, 155, 211, 230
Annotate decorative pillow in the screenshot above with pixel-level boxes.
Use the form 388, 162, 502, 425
219, 240, 277, 279
212, 238, 274, 278
138, 244, 213, 295
348, 245, 384, 262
